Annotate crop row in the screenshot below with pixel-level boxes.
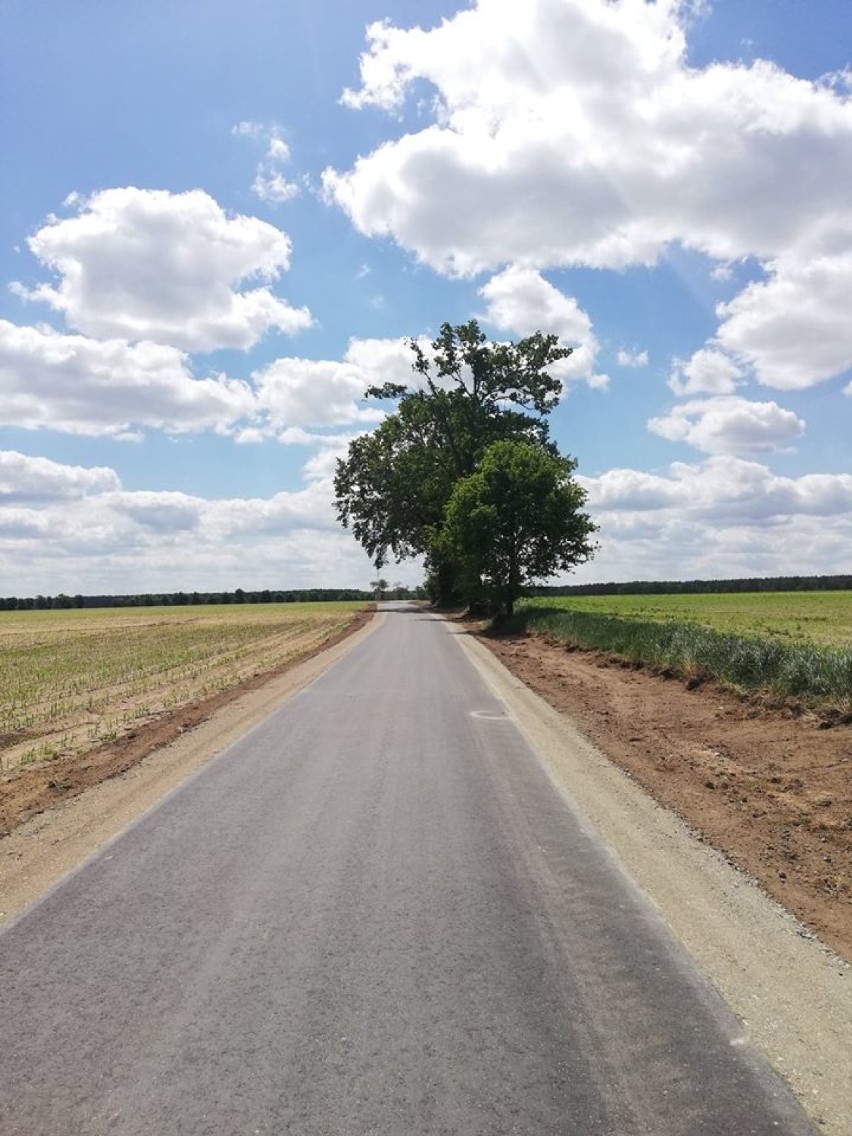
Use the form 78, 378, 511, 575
0, 603, 364, 767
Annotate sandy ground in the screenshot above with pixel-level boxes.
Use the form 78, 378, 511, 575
478, 627, 852, 965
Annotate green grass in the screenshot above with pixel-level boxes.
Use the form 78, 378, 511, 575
521, 591, 852, 647
504, 592, 852, 712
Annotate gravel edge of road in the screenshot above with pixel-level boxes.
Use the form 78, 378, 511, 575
455, 626, 852, 1136
0, 611, 385, 929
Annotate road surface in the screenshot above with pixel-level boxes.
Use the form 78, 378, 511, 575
0, 606, 817, 1134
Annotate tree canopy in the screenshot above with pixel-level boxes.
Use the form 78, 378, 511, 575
333, 319, 596, 608
443, 440, 597, 617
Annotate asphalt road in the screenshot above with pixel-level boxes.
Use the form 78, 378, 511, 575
0, 606, 818, 1135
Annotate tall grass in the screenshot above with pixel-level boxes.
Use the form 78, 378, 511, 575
502, 606, 852, 710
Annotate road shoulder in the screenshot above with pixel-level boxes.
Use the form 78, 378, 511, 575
455, 626, 851, 1136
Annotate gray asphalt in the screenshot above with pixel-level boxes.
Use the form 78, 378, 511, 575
0, 606, 817, 1135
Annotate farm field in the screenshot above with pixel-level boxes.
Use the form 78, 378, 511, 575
0, 602, 367, 773
522, 590, 852, 646
512, 592, 852, 712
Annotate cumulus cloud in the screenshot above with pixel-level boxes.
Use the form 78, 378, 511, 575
253, 356, 385, 431
0, 319, 257, 437
325, 0, 852, 394
668, 347, 742, 395
479, 267, 609, 388
326, 1, 852, 276
0, 317, 441, 440
1, 445, 847, 594
648, 396, 805, 455
583, 456, 852, 521
715, 246, 852, 389
0, 452, 385, 594
14, 187, 312, 351
249, 333, 449, 438
569, 456, 852, 583
343, 334, 431, 384
0, 450, 120, 504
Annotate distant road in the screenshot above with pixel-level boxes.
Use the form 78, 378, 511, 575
0, 604, 816, 1134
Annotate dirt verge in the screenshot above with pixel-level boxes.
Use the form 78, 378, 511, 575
479, 628, 852, 963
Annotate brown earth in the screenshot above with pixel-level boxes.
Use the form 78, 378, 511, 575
479, 628, 852, 963
0, 607, 374, 840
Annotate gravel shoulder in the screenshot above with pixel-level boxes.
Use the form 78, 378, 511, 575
458, 626, 851, 1135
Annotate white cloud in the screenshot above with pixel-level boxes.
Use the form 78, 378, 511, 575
0, 450, 120, 503
324, 0, 852, 396
113, 491, 204, 533
0, 319, 256, 436
253, 356, 385, 431
648, 395, 805, 455
342, 334, 428, 383
248, 334, 437, 437
15, 187, 312, 351
583, 456, 852, 520
569, 456, 852, 583
0, 318, 439, 439
326, 2, 852, 278
0, 451, 385, 594
668, 347, 742, 395
617, 348, 648, 368
301, 434, 362, 483
253, 171, 300, 204
479, 267, 609, 388
232, 121, 265, 139
1, 445, 847, 594
234, 121, 301, 204
710, 262, 734, 282
715, 246, 852, 389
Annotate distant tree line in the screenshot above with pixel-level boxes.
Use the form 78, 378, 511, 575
0, 586, 416, 612
531, 574, 852, 597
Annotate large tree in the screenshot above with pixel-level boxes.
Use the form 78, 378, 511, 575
333, 320, 572, 603
442, 440, 597, 618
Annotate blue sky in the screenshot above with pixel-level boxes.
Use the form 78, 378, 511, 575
1, 0, 850, 594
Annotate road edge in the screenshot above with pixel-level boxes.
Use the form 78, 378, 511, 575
456, 626, 851, 1136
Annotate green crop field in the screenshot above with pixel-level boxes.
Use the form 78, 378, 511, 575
507, 592, 852, 711
0, 602, 366, 770
520, 591, 852, 647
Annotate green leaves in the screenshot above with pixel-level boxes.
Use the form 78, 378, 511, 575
444, 441, 597, 617
333, 319, 595, 606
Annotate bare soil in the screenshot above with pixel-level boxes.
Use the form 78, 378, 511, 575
479, 628, 852, 963
0, 608, 374, 840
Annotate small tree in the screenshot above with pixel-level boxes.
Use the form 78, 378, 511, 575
370, 577, 389, 600
443, 440, 597, 618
